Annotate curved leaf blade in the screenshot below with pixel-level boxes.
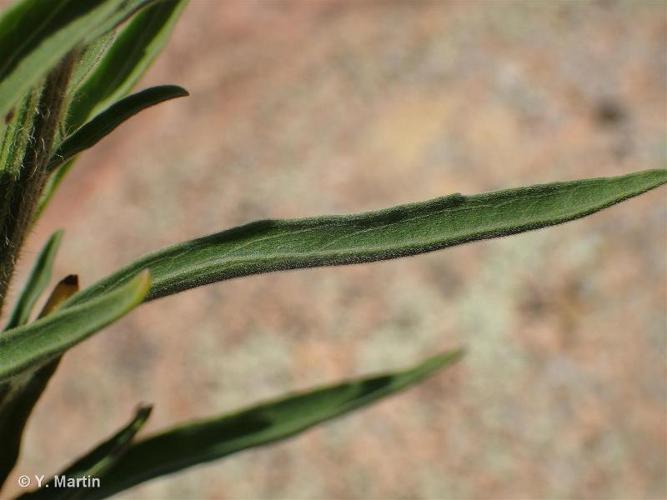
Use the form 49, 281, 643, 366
4, 231, 63, 330
35, 0, 187, 221
16, 405, 152, 500
48, 85, 189, 171
0, 0, 156, 118
68, 169, 667, 306
66, 0, 188, 132
88, 350, 464, 499
0, 271, 150, 383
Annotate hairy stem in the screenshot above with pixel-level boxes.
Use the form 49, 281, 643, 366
0, 52, 77, 317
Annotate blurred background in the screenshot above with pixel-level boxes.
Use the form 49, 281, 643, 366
5, 0, 667, 498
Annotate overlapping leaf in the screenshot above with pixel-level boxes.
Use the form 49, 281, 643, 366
76, 351, 461, 499
0, 271, 150, 383
35, 0, 188, 220
4, 231, 63, 330
66, 0, 188, 131
47, 85, 188, 171
0, 274, 80, 488
0, 0, 158, 119
16, 405, 152, 500
66, 169, 667, 307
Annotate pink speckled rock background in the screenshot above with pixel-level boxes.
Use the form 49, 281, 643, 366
4, 1, 667, 499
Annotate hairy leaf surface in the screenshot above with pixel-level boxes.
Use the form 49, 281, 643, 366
87, 351, 463, 498
68, 170, 667, 306
66, 0, 188, 131
0, 271, 150, 383
0, 0, 157, 118
35, 0, 187, 220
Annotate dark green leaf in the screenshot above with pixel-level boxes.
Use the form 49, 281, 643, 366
0, 359, 60, 488
0, 0, 158, 118
89, 350, 464, 499
48, 85, 188, 171
35, 0, 187, 220
66, 0, 189, 132
67, 169, 667, 307
0, 271, 150, 383
4, 231, 63, 330
16, 405, 152, 500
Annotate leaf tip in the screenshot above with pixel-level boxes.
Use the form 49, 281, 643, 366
164, 84, 189, 98
63, 274, 79, 287
135, 403, 153, 422
429, 347, 466, 370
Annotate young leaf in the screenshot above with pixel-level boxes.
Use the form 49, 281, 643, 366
83, 350, 463, 499
4, 231, 63, 331
16, 405, 152, 500
67, 169, 667, 307
0, 271, 150, 383
0, 0, 158, 119
66, 0, 189, 132
48, 85, 189, 171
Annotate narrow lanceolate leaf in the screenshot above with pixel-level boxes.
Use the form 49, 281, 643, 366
4, 231, 63, 331
17, 405, 152, 500
0, 275, 80, 489
67, 169, 667, 307
47, 85, 188, 171
0, 0, 157, 118
0, 271, 150, 383
34, 0, 188, 222
67, 0, 189, 131
86, 351, 463, 499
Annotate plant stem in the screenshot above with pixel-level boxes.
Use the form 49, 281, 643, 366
0, 52, 77, 318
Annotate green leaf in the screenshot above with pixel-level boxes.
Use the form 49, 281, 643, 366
0, 360, 60, 488
0, 0, 158, 119
66, 0, 189, 132
16, 405, 152, 500
67, 169, 667, 307
88, 350, 464, 499
4, 231, 63, 331
66, 31, 118, 103
34, 0, 188, 221
0, 271, 150, 383
0, 275, 80, 489
0, 87, 40, 177
47, 85, 188, 171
